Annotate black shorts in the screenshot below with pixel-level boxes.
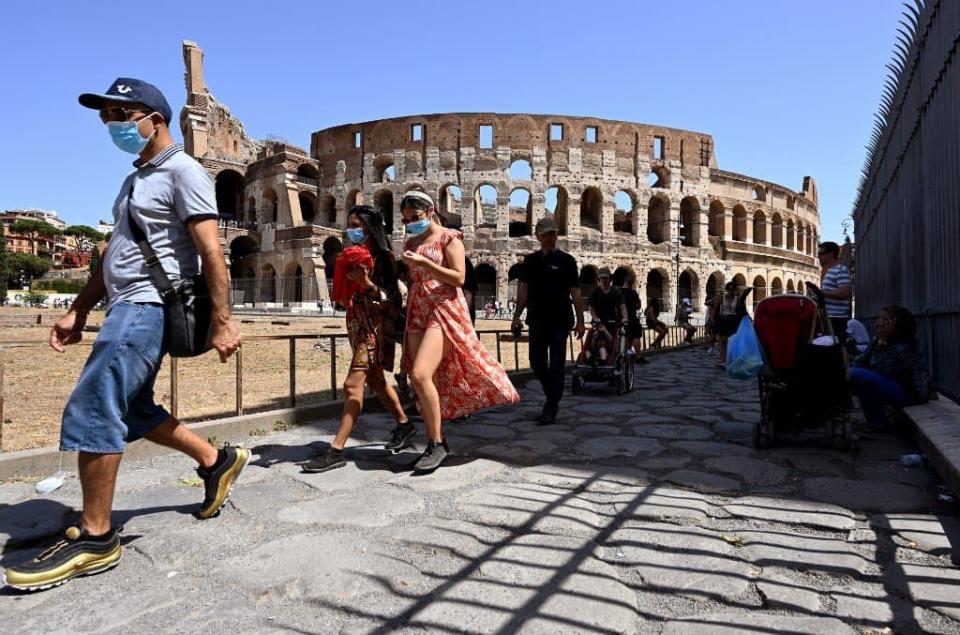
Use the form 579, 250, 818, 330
714, 314, 739, 337
646, 317, 664, 329
627, 322, 644, 339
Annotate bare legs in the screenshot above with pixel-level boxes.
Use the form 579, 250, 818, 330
406, 328, 448, 443
81, 415, 218, 535
331, 367, 408, 450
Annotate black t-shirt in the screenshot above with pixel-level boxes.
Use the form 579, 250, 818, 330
589, 287, 625, 324
519, 249, 579, 328
621, 288, 641, 324
463, 257, 478, 293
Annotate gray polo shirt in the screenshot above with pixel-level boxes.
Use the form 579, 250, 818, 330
102, 144, 218, 309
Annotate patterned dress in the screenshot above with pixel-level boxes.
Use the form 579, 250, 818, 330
403, 228, 520, 420
346, 257, 399, 372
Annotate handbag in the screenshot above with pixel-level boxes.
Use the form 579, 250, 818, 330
125, 182, 213, 358
726, 316, 764, 379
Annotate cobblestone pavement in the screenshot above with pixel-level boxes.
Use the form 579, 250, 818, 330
2, 348, 959, 634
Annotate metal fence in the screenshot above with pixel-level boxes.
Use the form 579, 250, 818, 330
0, 325, 705, 451
852, 0, 960, 400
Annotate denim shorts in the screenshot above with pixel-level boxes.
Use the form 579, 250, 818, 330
60, 301, 170, 453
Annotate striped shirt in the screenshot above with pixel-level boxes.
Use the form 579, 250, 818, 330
822, 263, 851, 317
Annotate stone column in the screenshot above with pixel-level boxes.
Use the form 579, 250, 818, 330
668, 200, 681, 245
743, 213, 754, 244
763, 217, 773, 247
723, 211, 733, 240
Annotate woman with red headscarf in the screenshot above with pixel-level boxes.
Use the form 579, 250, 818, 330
302, 205, 412, 473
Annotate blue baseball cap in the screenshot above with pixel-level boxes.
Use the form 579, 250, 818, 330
79, 77, 173, 124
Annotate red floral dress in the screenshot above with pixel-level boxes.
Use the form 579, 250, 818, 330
402, 228, 520, 420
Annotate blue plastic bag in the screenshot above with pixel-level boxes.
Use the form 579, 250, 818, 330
726, 316, 764, 379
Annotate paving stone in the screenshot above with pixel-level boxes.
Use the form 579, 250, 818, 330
0, 483, 37, 505
601, 524, 755, 602
739, 528, 870, 576
520, 429, 577, 445
612, 485, 712, 523
703, 456, 788, 485
723, 495, 857, 530
218, 531, 427, 604
273, 457, 396, 493
857, 464, 941, 488
640, 456, 693, 470
756, 569, 822, 612
712, 420, 757, 439
884, 563, 960, 621
625, 415, 691, 426
386, 517, 510, 577
669, 406, 714, 418
664, 469, 742, 493
455, 423, 517, 441
871, 513, 960, 556
570, 423, 622, 437
779, 452, 850, 477
804, 477, 930, 513
411, 533, 639, 634
831, 588, 895, 624
401, 457, 507, 493
456, 482, 604, 534
575, 436, 664, 459
276, 486, 424, 527
474, 440, 557, 464
671, 440, 755, 457
632, 423, 713, 440
518, 463, 649, 492
661, 613, 854, 634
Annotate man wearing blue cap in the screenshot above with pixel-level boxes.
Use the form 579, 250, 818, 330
3, 78, 249, 591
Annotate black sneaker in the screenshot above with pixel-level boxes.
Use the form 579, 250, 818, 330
384, 423, 416, 454
413, 439, 449, 472
196, 444, 251, 519
301, 448, 346, 473
535, 412, 556, 426
2, 526, 121, 591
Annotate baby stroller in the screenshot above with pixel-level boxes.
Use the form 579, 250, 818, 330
571, 320, 636, 395
752, 284, 855, 450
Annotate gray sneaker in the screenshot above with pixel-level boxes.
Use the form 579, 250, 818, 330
413, 440, 449, 472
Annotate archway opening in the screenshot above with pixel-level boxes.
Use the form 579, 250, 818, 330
261, 265, 277, 304
612, 266, 636, 287
733, 273, 747, 292
786, 220, 795, 250
647, 195, 669, 244
771, 213, 784, 247
579, 265, 599, 299
732, 205, 748, 241
649, 166, 669, 189
508, 188, 532, 237
373, 189, 394, 234
579, 186, 602, 231
475, 185, 498, 228
263, 188, 278, 224
215, 169, 244, 219
679, 269, 699, 306
509, 159, 532, 181
752, 209, 766, 244
752, 275, 767, 312
320, 194, 336, 226
680, 197, 700, 246
299, 192, 316, 225
709, 200, 725, 238
475, 263, 497, 307
646, 269, 668, 314
614, 190, 634, 234
322, 237, 343, 299
439, 184, 462, 227
706, 271, 724, 301
296, 163, 318, 183
544, 186, 568, 235
771, 277, 784, 295
786, 279, 796, 293
752, 185, 766, 202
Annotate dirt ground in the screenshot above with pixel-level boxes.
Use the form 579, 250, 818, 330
0, 308, 554, 452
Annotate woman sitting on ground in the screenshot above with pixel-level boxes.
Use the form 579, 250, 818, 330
848, 305, 928, 430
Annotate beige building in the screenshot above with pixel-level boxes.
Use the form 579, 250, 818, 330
180, 41, 820, 316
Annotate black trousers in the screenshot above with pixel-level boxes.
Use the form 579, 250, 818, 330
528, 324, 570, 415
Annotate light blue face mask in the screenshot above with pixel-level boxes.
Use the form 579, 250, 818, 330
107, 114, 156, 154
346, 227, 367, 244
405, 217, 431, 236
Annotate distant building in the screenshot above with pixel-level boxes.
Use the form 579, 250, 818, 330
97, 219, 115, 235
1, 209, 69, 266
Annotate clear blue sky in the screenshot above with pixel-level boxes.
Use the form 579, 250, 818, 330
0, 0, 905, 241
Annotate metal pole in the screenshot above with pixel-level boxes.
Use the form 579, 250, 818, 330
513, 336, 519, 371
289, 338, 297, 408
236, 345, 244, 416
330, 335, 337, 399
170, 357, 179, 419
495, 332, 502, 364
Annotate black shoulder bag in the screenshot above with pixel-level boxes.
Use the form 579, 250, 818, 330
125, 182, 213, 358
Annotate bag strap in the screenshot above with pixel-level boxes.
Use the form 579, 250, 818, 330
125, 179, 178, 301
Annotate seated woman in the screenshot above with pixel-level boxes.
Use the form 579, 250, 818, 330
644, 297, 668, 349
848, 305, 928, 430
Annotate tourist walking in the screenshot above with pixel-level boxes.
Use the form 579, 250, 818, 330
712, 280, 752, 368
619, 274, 649, 364
511, 217, 585, 425
3, 79, 248, 592
644, 296, 668, 349
399, 192, 519, 471
302, 206, 413, 473
818, 241, 852, 343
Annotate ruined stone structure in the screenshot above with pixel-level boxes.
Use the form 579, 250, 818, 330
180, 41, 821, 315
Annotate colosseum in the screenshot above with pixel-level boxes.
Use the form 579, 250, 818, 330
180, 41, 821, 319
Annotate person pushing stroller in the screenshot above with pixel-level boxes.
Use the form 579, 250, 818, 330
584, 268, 628, 363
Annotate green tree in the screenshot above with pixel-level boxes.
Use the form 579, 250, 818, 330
5, 252, 51, 288
9, 220, 62, 256
64, 225, 104, 255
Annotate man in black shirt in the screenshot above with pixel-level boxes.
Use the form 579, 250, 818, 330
512, 217, 585, 425
586, 268, 628, 362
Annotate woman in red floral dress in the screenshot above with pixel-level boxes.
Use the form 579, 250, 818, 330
399, 191, 520, 471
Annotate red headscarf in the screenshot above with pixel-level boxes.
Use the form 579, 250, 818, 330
331, 245, 374, 307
